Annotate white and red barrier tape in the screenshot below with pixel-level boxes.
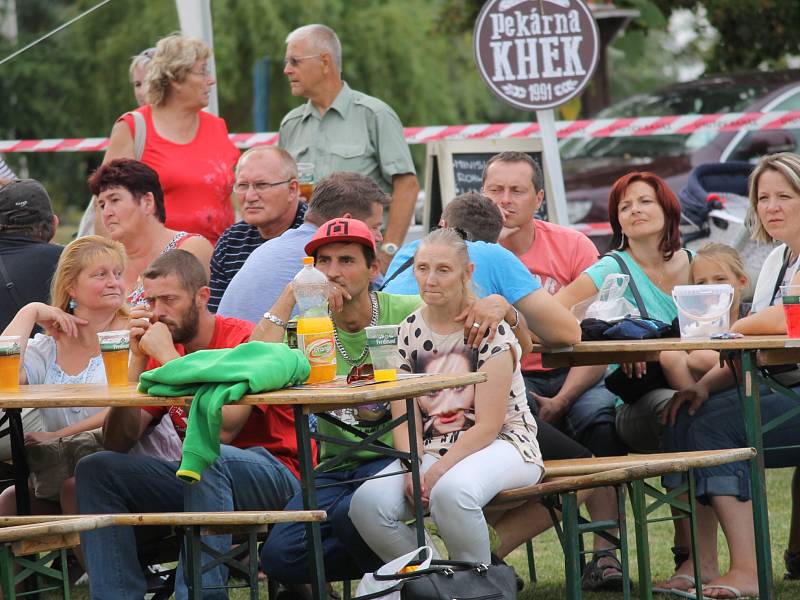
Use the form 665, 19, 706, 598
2, 110, 800, 153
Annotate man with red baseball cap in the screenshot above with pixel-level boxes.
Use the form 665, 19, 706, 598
255, 216, 524, 593
254, 216, 421, 591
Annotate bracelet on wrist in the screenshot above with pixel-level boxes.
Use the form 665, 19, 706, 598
509, 306, 521, 330
263, 311, 288, 329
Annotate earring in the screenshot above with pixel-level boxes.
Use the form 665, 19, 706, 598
617, 232, 627, 250
68, 298, 77, 311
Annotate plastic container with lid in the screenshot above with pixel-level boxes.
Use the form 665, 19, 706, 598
672, 284, 734, 339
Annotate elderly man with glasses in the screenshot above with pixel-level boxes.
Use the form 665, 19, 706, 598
207, 146, 306, 312
279, 23, 419, 274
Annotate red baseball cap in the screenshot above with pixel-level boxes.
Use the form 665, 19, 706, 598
305, 218, 377, 256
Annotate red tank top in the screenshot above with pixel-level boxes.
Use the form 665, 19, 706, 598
121, 106, 240, 245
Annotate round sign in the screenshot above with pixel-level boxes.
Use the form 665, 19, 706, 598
474, 0, 600, 111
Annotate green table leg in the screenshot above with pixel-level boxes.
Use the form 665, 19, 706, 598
741, 351, 774, 600
617, 485, 631, 600
687, 470, 704, 600
629, 480, 652, 600
405, 398, 427, 549
294, 406, 326, 600
562, 491, 582, 600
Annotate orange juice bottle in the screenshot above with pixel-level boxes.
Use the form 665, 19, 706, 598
294, 257, 337, 383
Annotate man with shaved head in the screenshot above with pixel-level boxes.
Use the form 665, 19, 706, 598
279, 23, 419, 273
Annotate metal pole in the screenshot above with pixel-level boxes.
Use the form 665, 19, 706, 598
535, 108, 570, 226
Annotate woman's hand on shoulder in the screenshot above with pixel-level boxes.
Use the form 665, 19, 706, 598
457, 294, 508, 347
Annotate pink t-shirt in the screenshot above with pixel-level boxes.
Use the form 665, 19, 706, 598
514, 219, 598, 372
121, 105, 240, 245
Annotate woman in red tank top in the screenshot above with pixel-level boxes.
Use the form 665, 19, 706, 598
101, 35, 239, 245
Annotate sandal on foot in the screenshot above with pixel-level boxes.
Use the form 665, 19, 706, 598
699, 584, 752, 599
653, 573, 696, 594
785, 549, 800, 580
581, 550, 624, 592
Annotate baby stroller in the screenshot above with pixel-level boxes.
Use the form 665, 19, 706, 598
678, 162, 778, 290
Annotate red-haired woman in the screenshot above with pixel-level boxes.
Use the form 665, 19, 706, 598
556, 172, 692, 452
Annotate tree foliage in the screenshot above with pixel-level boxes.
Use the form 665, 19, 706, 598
652, 0, 800, 71
0, 0, 535, 215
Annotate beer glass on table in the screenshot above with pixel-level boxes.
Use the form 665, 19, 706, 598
0, 336, 21, 391
97, 330, 130, 386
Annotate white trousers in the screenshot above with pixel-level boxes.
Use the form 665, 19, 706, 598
349, 439, 542, 563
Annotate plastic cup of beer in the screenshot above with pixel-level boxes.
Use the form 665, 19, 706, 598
98, 330, 130, 386
0, 336, 21, 391
364, 325, 400, 382
297, 162, 315, 201
782, 286, 800, 338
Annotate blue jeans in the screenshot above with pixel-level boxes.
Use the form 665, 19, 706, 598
663, 384, 800, 502
261, 457, 393, 583
524, 368, 623, 456
76, 446, 298, 600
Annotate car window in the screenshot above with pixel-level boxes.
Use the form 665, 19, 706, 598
727, 86, 800, 162
561, 82, 777, 160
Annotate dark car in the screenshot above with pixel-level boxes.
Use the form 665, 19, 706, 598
561, 70, 800, 245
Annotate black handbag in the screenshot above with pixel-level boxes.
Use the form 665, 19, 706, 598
596, 252, 676, 404
371, 560, 517, 600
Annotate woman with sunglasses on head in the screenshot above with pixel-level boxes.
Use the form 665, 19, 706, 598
349, 227, 543, 563
101, 34, 239, 245
88, 159, 212, 306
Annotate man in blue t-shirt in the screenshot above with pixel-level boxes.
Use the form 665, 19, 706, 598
383, 192, 544, 323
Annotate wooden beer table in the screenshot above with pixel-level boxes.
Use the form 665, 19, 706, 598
0, 372, 486, 600
533, 335, 800, 600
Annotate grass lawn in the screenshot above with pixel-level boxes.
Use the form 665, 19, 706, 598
46, 467, 799, 599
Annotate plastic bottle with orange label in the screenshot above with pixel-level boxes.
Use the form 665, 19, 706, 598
294, 257, 337, 383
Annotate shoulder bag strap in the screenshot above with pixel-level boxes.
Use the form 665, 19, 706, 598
603, 251, 649, 319
0, 254, 25, 312
379, 255, 414, 291
770, 245, 792, 306
130, 111, 147, 161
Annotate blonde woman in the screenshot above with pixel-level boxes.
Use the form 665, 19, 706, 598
0, 236, 129, 514
349, 228, 543, 563
662, 152, 800, 598
102, 34, 239, 245
129, 47, 155, 107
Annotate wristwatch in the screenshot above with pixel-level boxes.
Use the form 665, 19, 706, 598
380, 242, 399, 256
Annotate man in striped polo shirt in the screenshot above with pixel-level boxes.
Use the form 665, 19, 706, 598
208, 146, 307, 311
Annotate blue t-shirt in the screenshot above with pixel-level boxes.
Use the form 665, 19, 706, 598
383, 239, 540, 302
217, 222, 317, 323
584, 250, 692, 324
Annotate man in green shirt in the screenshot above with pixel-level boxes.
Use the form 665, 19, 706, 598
279, 23, 419, 273
254, 217, 516, 588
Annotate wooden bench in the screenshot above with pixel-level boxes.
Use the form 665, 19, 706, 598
488, 448, 757, 600
0, 515, 115, 599
0, 510, 326, 600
